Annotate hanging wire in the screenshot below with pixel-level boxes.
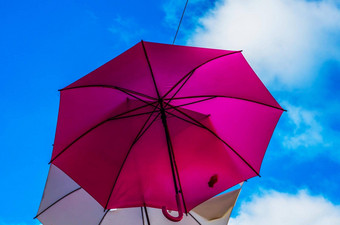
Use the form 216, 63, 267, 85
172, 0, 189, 44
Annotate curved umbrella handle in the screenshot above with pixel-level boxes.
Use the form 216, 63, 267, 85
162, 193, 183, 222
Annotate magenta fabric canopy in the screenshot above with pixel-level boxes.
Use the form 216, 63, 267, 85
49, 41, 284, 220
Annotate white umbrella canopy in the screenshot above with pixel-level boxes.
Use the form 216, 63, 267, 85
35, 165, 242, 225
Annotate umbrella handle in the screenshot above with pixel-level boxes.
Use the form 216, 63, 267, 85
162, 193, 184, 222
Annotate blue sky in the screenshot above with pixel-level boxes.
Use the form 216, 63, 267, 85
1, 0, 340, 224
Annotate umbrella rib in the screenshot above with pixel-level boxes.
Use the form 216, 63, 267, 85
143, 206, 151, 225
49, 106, 157, 164
60, 84, 157, 101
98, 209, 110, 225
167, 104, 261, 177
141, 207, 145, 225
166, 110, 205, 128
165, 96, 216, 110
34, 187, 82, 219
166, 95, 285, 111
188, 213, 202, 225
108, 111, 159, 121
162, 51, 242, 99
164, 70, 196, 107
141, 40, 161, 99
104, 109, 161, 209
116, 87, 161, 111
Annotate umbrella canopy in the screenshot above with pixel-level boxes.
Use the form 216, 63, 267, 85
36, 165, 242, 225
49, 41, 284, 219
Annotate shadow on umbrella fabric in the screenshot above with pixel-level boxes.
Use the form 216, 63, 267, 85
35, 165, 242, 225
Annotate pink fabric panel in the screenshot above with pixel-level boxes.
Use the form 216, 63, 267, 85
169, 98, 283, 173
166, 111, 253, 210
53, 101, 157, 208
143, 41, 236, 97
170, 52, 281, 109
64, 42, 157, 98
107, 116, 177, 210
52, 88, 135, 159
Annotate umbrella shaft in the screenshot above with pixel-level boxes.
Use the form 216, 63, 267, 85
159, 104, 180, 194
159, 102, 188, 214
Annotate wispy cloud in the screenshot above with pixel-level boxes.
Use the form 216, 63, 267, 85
188, 0, 340, 89
281, 102, 326, 150
230, 190, 340, 225
108, 15, 146, 46
273, 100, 340, 161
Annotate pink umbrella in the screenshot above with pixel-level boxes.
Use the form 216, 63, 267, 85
49, 41, 284, 221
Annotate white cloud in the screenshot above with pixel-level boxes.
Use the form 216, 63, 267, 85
273, 100, 340, 162
188, 0, 340, 89
281, 102, 327, 151
229, 190, 340, 225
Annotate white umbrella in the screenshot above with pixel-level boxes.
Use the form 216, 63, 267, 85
35, 165, 242, 225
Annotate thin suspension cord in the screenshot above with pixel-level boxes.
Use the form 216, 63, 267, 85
172, 0, 189, 44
